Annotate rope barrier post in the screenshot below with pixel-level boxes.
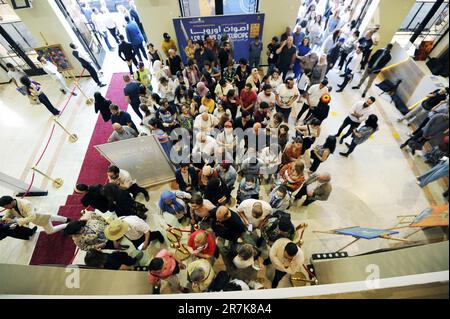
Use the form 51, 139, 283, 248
53, 118, 78, 143
67, 70, 94, 105
31, 167, 63, 189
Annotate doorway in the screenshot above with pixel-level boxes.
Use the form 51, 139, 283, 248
0, 2, 44, 77
54, 0, 106, 69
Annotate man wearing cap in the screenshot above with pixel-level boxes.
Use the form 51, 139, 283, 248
294, 172, 332, 205
353, 43, 393, 98
268, 239, 305, 288
161, 33, 178, 59
105, 217, 164, 251
125, 16, 147, 61
297, 79, 329, 123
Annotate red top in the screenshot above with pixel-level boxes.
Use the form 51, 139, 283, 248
240, 88, 258, 109
147, 249, 177, 284
187, 230, 216, 257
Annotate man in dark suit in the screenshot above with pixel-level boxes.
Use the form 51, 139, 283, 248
69, 43, 106, 87
352, 43, 393, 98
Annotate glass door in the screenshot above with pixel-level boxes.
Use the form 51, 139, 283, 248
54, 0, 106, 69
0, 22, 44, 76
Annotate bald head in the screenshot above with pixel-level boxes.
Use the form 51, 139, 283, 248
252, 202, 263, 219
216, 206, 230, 222
318, 172, 331, 183
123, 75, 131, 83
194, 231, 207, 246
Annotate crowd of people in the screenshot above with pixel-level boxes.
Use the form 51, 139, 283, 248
1, 0, 449, 293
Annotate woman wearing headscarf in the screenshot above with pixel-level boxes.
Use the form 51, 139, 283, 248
196, 81, 210, 98
94, 91, 112, 122
298, 52, 319, 78
159, 191, 188, 223
152, 60, 169, 82
310, 54, 328, 86
204, 177, 230, 206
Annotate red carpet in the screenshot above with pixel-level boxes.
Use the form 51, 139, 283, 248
29, 73, 128, 265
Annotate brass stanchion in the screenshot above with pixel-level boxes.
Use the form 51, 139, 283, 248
66, 70, 94, 105
31, 167, 63, 188
53, 118, 78, 143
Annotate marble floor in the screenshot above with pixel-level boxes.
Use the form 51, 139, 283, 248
0, 48, 448, 290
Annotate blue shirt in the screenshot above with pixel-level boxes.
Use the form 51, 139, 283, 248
293, 31, 306, 47
125, 21, 144, 46
111, 111, 133, 126
124, 81, 141, 106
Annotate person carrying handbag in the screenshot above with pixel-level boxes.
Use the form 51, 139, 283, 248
20, 76, 60, 116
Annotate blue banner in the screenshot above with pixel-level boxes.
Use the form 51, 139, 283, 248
173, 13, 265, 63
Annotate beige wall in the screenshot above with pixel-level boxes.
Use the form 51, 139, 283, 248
7, 0, 83, 74
258, 0, 301, 65
429, 32, 449, 59
365, 0, 416, 50
135, 0, 181, 56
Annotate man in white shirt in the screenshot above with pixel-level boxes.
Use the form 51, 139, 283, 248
237, 199, 272, 244
193, 112, 219, 135
107, 165, 149, 201
91, 8, 113, 51
275, 77, 299, 122
297, 79, 329, 123
336, 46, 363, 92
334, 97, 375, 143
268, 238, 305, 288
38, 56, 75, 95
192, 132, 218, 158
110, 216, 164, 250
101, 8, 120, 44
257, 84, 277, 109
107, 123, 137, 143
157, 77, 176, 103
